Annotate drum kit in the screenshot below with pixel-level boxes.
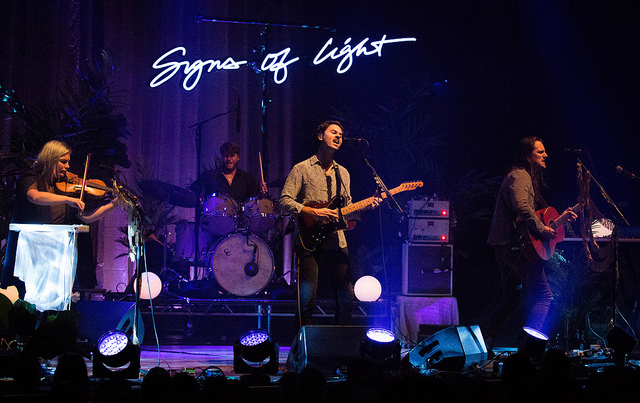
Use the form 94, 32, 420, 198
140, 180, 292, 298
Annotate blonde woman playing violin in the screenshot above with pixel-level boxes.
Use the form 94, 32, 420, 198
1, 140, 121, 298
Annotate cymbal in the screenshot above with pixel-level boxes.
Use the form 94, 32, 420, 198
139, 180, 197, 208
267, 177, 287, 188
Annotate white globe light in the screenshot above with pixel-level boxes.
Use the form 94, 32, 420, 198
354, 275, 382, 302
133, 272, 162, 299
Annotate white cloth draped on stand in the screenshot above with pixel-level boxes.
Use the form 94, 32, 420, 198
11, 224, 89, 311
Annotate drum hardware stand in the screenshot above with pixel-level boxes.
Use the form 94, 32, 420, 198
257, 304, 273, 334
189, 108, 237, 276
185, 297, 193, 337
159, 267, 189, 293
158, 194, 174, 293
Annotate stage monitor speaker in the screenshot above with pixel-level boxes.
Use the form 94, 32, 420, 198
74, 301, 144, 346
418, 324, 451, 343
287, 325, 369, 377
407, 325, 487, 372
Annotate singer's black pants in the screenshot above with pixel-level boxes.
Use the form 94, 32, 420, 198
295, 246, 353, 330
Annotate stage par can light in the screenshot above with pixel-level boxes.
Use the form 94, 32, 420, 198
366, 328, 395, 343
522, 327, 549, 341
518, 327, 549, 365
239, 329, 272, 363
234, 329, 279, 375
607, 325, 638, 366
362, 327, 400, 364
92, 330, 141, 379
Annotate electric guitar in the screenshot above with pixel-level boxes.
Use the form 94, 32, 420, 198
298, 181, 423, 251
517, 202, 581, 261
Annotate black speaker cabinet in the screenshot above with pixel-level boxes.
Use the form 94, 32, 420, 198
407, 325, 487, 372
74, 301, 144, 346
286, 326, 369, 377
402, 243, 453, 296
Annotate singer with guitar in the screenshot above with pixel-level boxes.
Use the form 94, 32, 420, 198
280, 121, 383, 330
485, 136, 577, 353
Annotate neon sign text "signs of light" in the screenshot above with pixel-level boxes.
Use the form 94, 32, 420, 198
150, 35, 416, 91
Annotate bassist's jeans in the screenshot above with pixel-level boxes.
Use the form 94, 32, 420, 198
295, 246, 353, 330
484, 245, 553, 349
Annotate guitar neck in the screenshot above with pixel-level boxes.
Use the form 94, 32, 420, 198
551, 202, 581, 230
340, 186, 401, 216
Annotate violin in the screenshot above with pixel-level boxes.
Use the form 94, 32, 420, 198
56, 171, 114, 197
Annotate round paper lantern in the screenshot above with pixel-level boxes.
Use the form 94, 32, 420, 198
133, 272, 162, 299
354, 275, 382, 302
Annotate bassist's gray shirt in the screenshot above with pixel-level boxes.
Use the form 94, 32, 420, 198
487, 168, 546, 246
280, 155, 352, 250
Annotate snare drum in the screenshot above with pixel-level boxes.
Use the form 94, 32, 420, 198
207, 233, 274, 296
243, 197, 276, 233
202, 194, 238, 235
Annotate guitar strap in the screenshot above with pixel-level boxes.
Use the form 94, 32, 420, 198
333, 163, 344, 208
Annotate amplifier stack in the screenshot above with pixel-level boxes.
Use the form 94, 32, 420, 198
402, 197, 453, 296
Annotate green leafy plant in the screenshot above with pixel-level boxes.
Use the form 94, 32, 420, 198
0, 47, 131, 265
546, 248, 605, 347
115, 161, 180, 260
1, 297, 79, 360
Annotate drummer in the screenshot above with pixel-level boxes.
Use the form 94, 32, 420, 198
189, 141, 267, 203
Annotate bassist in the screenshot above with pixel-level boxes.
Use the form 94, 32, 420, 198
485, 136, 577, 354
280, 121, 381, 330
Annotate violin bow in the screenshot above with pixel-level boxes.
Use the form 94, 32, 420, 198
79, 153, 91, 202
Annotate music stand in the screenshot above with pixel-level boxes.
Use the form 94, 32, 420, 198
10, 223, 89, 311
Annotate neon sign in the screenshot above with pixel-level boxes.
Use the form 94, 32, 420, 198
313, 35, 416, 74
150, 35, 416, 90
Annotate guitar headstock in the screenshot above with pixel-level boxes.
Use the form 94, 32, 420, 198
397, 181, 424, 191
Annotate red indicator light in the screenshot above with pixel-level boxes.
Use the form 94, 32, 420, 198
441, 210, 448, 216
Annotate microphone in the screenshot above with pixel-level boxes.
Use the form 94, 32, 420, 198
244, 261, 258, 277
564, 148, 583, 152
615, 165, 640, 182
236, 97, 241, 133
244, 245, 259, 277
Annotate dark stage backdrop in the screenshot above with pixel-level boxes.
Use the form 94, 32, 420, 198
2, 1, 640, 337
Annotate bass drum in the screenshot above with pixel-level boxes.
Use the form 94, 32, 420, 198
208, 234, 274, 296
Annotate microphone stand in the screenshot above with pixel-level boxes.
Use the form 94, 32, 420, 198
196, 15, 335, 187
578, 159, 629, 331
362, 157, 404, 216
353, 141, 404, 331
188, 109, 236, 274
115, 182, 151, 346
